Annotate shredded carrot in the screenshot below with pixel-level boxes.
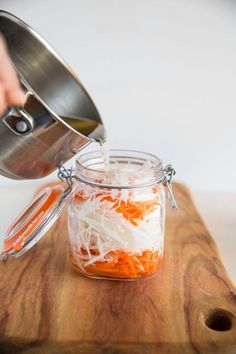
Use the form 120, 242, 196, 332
70, 249, 162, 279
73, 190, 88, 204
71, 189, 161, 278
73, 190, 159, 226
114, 200, 159, 226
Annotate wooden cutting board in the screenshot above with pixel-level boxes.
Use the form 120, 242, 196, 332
0, 183, 236, 354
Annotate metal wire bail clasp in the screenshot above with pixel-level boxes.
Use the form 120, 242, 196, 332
57, 164, 75, 197
163, 164, 178, 210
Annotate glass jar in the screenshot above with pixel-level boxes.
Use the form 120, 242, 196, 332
67, 150, 176, 280
1, 149, 176, 278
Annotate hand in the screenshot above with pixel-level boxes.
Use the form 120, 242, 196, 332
0, 35, 25, 116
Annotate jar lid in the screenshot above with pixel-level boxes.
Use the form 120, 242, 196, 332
2, 183, 69, 260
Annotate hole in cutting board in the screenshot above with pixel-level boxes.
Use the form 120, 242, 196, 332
204, 309, 234, 332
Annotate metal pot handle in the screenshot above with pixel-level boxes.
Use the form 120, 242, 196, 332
2, 92, 35, 135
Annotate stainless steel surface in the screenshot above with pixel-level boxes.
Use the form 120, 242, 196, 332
0, 11, 104, 180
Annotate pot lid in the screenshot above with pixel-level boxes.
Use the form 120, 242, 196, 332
2, 183, 69, 260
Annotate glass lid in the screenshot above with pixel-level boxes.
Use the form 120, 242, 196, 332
2, 183, 68, 260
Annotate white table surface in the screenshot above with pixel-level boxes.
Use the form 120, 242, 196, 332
0, 184, 235, 284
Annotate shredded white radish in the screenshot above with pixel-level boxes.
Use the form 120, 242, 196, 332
68, 185, 164, 267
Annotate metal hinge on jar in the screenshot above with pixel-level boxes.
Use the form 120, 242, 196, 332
57, 164, 75, 196
163, 165, 178, 210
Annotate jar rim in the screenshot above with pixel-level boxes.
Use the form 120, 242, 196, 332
75, 149, 164, 189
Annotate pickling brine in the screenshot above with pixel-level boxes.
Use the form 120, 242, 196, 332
68, 150, 167, 280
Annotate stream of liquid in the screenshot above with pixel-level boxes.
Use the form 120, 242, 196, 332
61, 115, 110, 170
98, 140, 110, 171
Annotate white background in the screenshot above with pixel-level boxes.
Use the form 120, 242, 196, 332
0, 0, 236, 191
0, 0, 235, 281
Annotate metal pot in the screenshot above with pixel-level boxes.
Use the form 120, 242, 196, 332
0, 11, 105, 180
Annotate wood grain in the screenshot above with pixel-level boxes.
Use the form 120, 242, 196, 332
0, 183, 235, 354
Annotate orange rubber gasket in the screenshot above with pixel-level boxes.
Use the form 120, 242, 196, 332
2, 184, 65, 253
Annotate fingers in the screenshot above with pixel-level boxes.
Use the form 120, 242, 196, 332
0, 81, 7, 116
6, 82, 25, 106
0, 36, 25, 109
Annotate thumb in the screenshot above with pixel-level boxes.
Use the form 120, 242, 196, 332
6, 85, 25, 106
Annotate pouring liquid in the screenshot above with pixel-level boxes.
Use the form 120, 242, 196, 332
98, 140, 110, 171
61, 116, 105, 143
61, 115, 110, 170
